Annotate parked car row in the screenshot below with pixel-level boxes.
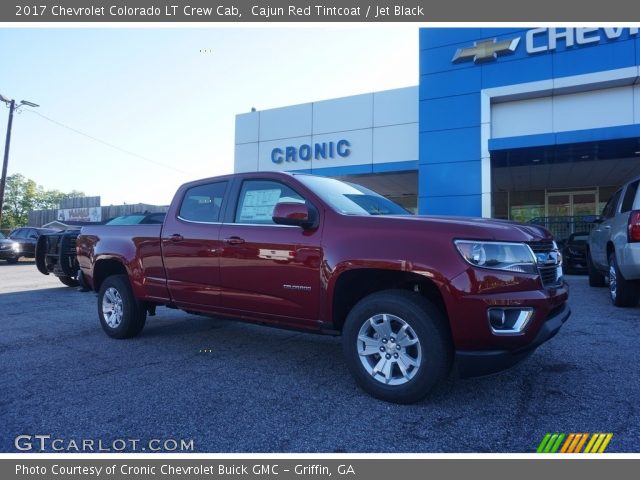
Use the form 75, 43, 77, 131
587, 175, 640, 307
0, 227, 58, 264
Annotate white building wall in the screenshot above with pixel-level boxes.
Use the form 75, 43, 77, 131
491, 85, 638, 138
234, 86, 418, 173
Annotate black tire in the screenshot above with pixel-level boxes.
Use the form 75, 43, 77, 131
342, 289, 452, 404
5, 257, 19, 264
98, 274, 146, 339
77, 270, 91, 292
588, 250, 606, 287
58, 276, 79, 287
608, 252, 640, 308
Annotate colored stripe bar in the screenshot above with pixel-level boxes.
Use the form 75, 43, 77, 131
584, 433, 598, 453
537, 434, 552, 453
574, 433, 589, 453
543, 434, 559, 453
590, 433, 606, 453
598, 433, 613, 453
560, 434, 576, 453
550, 433, 566, 453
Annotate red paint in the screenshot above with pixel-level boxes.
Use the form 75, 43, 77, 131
77, 172, 568, 353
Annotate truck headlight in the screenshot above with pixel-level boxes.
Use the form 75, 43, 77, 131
454, 240, 537, 274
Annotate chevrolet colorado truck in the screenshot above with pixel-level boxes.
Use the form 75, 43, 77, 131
77, 172, 570, 403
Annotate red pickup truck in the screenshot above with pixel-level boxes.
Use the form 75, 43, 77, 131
77, 172, 570, 403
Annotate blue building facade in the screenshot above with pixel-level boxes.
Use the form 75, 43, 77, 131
419, 28, 640, 219
236, 28, 640, 223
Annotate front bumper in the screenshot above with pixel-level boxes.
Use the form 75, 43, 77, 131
455, 302, 570, 377
0, 249, 19, 260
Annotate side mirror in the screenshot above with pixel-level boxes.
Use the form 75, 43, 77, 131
593, 216, 604, 224
29, 234, 38, 239
273, 202, 316, 229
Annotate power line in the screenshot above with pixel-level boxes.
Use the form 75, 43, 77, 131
23, 109, 192, 175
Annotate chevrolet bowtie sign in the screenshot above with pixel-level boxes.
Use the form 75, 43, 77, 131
451, 27, 639, 64
452, 38, 520, 63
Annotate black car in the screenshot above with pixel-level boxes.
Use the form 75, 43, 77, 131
0, 227, 58, 264
561, 232, 589, 274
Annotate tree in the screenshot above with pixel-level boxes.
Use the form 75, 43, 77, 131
0, 174, 85, 231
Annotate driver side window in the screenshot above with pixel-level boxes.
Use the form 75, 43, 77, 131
235, 180, 305, 225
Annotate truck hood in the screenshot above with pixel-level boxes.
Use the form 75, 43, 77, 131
365, 215, 554, 243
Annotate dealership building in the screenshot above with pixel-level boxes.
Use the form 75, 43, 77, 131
235, 28, 640, 223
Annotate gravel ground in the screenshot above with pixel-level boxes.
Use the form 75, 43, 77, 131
1, 261, 638, 452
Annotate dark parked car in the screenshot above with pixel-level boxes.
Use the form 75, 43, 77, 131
0, 227, 58, 263
561, 232, 589, 274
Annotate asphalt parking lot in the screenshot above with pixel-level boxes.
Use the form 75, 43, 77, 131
1, 261, 639, 453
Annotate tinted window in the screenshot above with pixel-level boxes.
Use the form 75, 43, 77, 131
601, 190, 622, 219
140, 213, 166, 224
235, 180, 305, 225
106, 215, 146, 225
621, 180, 639, 213
296, 175, 409, 216
10, 229, 26, 239
179, 182, 227, 223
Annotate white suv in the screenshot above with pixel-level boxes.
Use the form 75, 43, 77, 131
588, 176, 640, 307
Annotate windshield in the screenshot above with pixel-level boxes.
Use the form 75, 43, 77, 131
106, 215, 146, 225
296, 175, 410, 216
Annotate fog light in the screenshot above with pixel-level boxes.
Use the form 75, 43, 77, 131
488, 307, 533, 335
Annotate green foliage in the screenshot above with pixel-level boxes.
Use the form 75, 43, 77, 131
0, 174, 85, 230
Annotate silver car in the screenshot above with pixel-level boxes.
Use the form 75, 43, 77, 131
588, 175, 640, 307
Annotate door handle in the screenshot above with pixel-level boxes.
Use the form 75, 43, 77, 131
169, 234, 184, 242
604, 226, 611, 230
223, 236, 245, 245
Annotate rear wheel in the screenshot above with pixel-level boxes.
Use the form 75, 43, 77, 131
58, 276, 79, 287
588, 250, 606, 287
342, 290, 451, 404
608, 252, 640, 307
98, 274, 146, 338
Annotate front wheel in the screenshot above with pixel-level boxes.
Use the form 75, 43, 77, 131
609, 252, 640, 307
342, 290, 452, 404
58, 276, 79, 287
98, 274, 146, 338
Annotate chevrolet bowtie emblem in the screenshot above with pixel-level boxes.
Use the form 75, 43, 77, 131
452, 37, 520, 64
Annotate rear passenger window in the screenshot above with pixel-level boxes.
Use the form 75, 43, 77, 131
621, 180, 639, 213
235, 180, 305, 225
601, 190, 622, 219
179, 182, 227, 223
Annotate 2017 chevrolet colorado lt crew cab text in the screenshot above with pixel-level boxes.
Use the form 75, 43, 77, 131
77, 172, 570, 403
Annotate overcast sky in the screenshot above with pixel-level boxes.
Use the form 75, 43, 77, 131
0, 27, 417, 206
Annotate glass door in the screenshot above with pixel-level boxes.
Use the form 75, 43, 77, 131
546, 190, 597, 217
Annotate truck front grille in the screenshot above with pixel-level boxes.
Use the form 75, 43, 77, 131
527, 241, 562, 288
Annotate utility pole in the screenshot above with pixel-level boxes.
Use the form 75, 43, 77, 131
0, 95, 39, 228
